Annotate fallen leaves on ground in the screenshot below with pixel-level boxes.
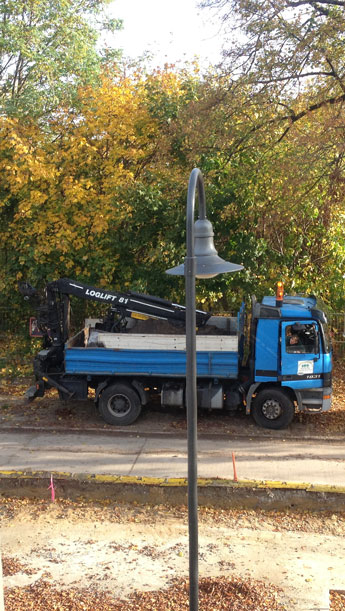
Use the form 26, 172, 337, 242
1, 498, 345, 537
330, 590, 345, 610
4, 576, 288, 610
1, 358, 345, 435
2, 556, 36, 576
1, 498, 339, 611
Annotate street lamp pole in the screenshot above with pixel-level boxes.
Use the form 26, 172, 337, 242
184, 169, 204, 610
166, 168, 243, 610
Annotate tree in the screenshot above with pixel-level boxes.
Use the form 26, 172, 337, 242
201, 0, 345, 143
196, 1, 345, 306
0, 0, 122, 117
0, 68, 197, 300
1, 63, 344, 315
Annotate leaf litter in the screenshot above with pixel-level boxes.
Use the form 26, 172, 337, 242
2, 498, 345, 610
330, 590, 345, 611
4, 576, 288, 610
1, 360, 345, 435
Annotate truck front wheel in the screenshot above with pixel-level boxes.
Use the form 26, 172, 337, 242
252, 389, 294, 429
99, 384, 141, 426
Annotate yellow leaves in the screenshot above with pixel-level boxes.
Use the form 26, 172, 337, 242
90, 214, 109, 235
29, 190, 48, 205
62, 179, 91, 205
14, 144, 29, 155
0, 117, 56, 207
98, 278, 110, 287
1, 66, 195, 288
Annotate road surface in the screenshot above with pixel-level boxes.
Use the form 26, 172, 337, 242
1, 430, 345, 486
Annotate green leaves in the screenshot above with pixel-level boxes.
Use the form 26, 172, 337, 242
0, 0, 122, 118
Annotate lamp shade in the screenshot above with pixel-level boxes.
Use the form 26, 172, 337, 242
166, 218, 243, 278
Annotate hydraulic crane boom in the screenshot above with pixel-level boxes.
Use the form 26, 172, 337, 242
19, 277, 211, 347
53, 278, 209, 324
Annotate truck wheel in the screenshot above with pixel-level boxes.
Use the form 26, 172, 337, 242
99, 384, 141, 426
252, 389, 294, 429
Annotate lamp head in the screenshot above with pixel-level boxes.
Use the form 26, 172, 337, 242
166, 218, 243, 278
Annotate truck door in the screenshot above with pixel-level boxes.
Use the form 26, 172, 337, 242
280, 321, 323, 388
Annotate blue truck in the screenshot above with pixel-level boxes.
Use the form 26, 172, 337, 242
20, 278, 332, 430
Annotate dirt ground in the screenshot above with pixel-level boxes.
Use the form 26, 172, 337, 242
1, 499, 345, 610
0, 358, 345, 437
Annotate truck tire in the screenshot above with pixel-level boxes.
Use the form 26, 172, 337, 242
99, 383, 141, 426
252, 389, 295, 429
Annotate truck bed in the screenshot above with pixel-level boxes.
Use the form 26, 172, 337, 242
65, 328, 239, 378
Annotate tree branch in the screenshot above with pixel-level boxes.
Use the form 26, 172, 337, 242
288, 0, 345, 7
255, 71, 334, 83
325, 57, 345, 93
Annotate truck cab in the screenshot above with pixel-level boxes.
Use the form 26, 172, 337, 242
245, 293, 332, 428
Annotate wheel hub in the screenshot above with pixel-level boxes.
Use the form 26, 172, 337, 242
261, 398, 282, 420
108, 394, 131, 418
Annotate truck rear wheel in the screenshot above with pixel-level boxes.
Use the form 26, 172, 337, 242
252, 389, 294, 429
99, 383, 141, 426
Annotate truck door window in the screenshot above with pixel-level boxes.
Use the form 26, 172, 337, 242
285, 324, 318, 354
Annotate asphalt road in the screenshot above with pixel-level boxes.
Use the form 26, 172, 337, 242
1, 430, 345, 486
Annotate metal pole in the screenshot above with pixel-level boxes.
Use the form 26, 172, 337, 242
185, 168, 206, 611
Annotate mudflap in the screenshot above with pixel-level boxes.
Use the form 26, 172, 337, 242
25, 380, 45, 402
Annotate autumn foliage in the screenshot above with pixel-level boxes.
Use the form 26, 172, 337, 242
1, 70, 187, 297
1, 61, 345, 315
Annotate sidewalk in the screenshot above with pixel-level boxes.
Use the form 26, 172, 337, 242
1, 429, 345, 487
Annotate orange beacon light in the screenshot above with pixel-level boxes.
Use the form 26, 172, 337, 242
276, 281, 284, 306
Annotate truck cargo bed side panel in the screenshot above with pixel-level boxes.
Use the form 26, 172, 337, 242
65, 348, 238, 378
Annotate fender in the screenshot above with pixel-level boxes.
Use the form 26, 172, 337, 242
245, 383, 261, 415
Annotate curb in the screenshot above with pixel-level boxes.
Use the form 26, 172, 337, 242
0, 424, 344, 443
1, 470, 345, 512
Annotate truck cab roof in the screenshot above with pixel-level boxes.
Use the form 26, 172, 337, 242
255, 294, 327, 323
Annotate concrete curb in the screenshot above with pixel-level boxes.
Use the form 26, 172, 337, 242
1, 470, 345, 511
1, 424, 344, 443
